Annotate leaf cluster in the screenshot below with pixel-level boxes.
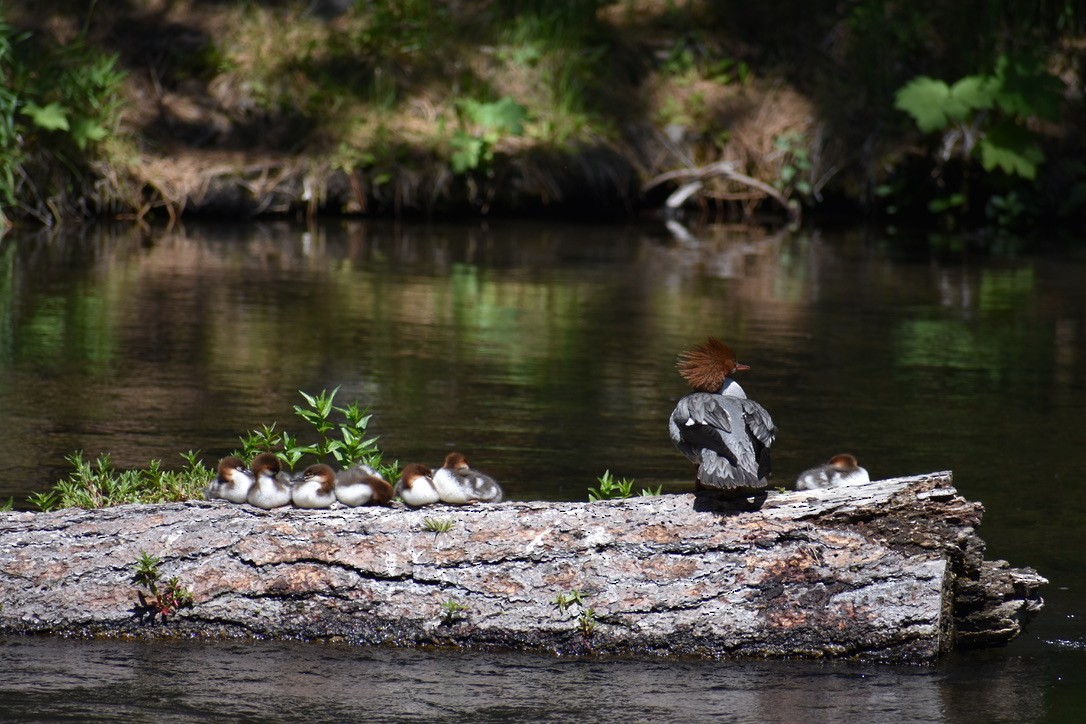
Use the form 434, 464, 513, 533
30, 451, 211, 511
587, 470, 662, 502
132, 551, 194, 623
894, 54, 1062, 180
0, 12, 125, 221
237, 387, 395, 480
449, 97, 529, 174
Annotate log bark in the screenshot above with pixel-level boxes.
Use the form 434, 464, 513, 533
0, 471, 1045, 663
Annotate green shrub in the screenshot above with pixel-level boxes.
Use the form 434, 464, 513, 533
0, 12, 125, 223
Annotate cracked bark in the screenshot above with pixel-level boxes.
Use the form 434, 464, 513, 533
0, 471, 1045, 663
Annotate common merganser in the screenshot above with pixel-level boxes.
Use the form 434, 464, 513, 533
335, 462, 394, 506
432, 452, 504, 504
668, 337, 776, 495
795, 454, 870, 490
394, 463, 440, 507
204, 456, 254, 504
291, 463, 338, 509
247, 452, 293, 509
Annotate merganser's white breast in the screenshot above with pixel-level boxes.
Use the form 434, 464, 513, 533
247, 452, 293, 509
292, 463, 338, 509
205, 456, 254, 504
335, 463, 394, 506
394, 463, 440, 507
795, 454, 870, 491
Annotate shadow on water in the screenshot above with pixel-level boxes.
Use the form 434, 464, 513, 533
1, 219, 1085, 720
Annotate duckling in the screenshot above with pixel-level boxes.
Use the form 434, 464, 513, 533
247, 452, 293, 509
335, 462, 394, 507
432, 452, 504, 504
393, 463, 440, 507
204, 455, 254, 504
291, 463, 339, 509
795, 454, 870, 491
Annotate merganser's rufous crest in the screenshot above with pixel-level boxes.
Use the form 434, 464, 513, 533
292, 463, 338, 509
795, 454, 870, 490
335, 462, 394, 506
247, 452, 293, 509
204, 456, 254, 504
668, 337, 776, 495
432, 452, 504, 504
394, 463, 440, 507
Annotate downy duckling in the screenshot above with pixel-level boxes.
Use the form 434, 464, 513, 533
292, 463, 338, 509
432, 452, 504, 504
335, 462, 394, 507
247, 452, 293, 509
205, 455, 254, 504
795, 453, 870, 490
393, 463, 440, 507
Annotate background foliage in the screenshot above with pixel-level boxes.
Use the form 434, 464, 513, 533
1, 1, 1083, 236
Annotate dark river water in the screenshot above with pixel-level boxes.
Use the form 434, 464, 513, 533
0, 220, 1084, 721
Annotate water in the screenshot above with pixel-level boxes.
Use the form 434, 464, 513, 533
0, 220, 1084, 721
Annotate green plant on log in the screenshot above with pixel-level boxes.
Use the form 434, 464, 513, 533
439, 598, 469, 625
587, 470, 661, 501
132, 551, 194, 623
0, 496, 12, 511
26, 391, 395, 510
893, 53, 1063, 223
422, 516, 455, 534
553, 588, 596, 645
237, 388, 394, 479
36, 451, 211, 510
27, 488, 61, 512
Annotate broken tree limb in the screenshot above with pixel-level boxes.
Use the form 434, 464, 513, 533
0, 471, 1044, 663
642, 160, 800, 222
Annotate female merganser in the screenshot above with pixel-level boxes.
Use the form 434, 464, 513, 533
291, 463, 338, 509
432, 452, 504, 504
393, 463, 440, 507
795, 454, 870, 490
668, 337, 776, 495
204, 456, 254, 504
335, 462, 394, 506
247, 452, 294, 509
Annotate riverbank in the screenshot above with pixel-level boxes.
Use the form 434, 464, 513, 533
3, 2, 1084, 233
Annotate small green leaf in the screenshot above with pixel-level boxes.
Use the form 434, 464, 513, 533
22, 102, 70, 132
949, 75, 996, 113
70, 118, 107, 149
450, 132, 486, 173
979, 136, 1044, 179
894, 77, 953, 133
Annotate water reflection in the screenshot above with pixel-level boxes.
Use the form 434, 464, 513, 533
0, 637, 1061, 723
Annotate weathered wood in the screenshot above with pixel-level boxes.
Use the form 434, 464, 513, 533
0, 472, 1044, 663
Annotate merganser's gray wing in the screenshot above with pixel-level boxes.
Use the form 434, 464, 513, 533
669, 393, 738, 463
739, 397, 775, 483
669, 392, 776, 490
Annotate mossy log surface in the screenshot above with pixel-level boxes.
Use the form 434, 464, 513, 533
0, 471, 1045, 663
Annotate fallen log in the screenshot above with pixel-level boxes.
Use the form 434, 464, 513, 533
0, 471, 1045, 663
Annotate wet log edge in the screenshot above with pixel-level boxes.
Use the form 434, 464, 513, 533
0, 472, 1046, 663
